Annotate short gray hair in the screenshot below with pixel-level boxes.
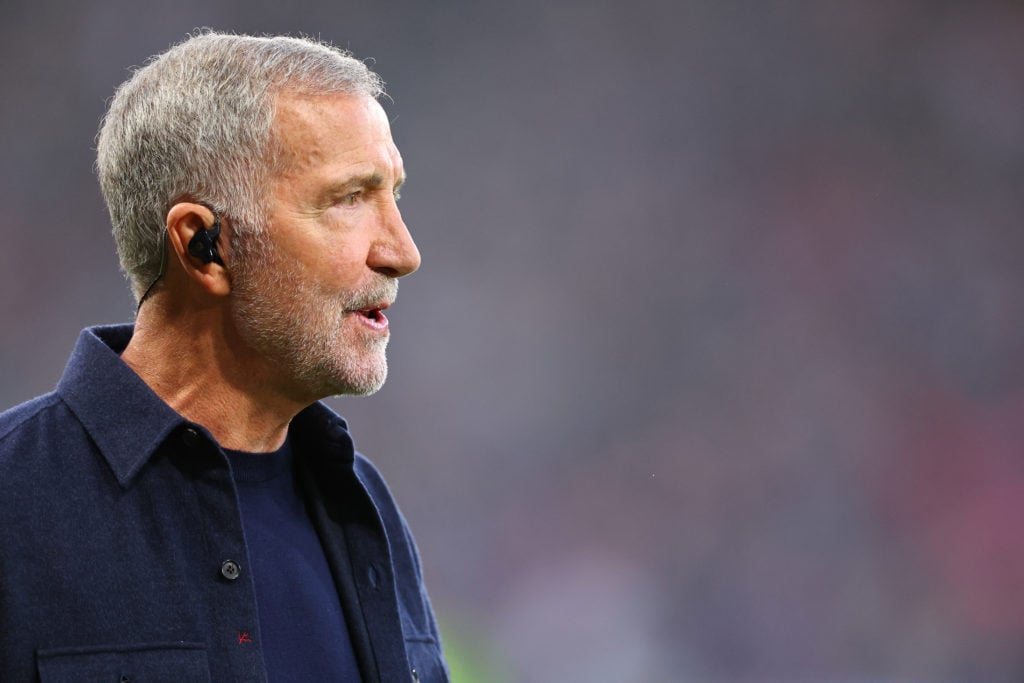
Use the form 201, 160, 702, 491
96, 30, 385, 301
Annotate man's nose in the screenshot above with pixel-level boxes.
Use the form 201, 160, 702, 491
369, 203, 421, 278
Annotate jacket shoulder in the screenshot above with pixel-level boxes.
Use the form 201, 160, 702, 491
0, 392, 93, 488
0, 392, 64, 448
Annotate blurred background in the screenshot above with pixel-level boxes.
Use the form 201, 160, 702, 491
3, 1, 1024, 680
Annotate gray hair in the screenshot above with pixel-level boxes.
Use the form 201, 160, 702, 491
96, 30, 386, 301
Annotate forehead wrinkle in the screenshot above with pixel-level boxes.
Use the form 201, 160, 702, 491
269, 93, 404, 197
270, 94, 353, 175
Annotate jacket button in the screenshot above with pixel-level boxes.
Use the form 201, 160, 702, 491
221, 559, 241, 581
411, 668, 419, 682
182, 427, 200, 447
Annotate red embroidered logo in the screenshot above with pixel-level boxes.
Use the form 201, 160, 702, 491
237, 631, 253, 645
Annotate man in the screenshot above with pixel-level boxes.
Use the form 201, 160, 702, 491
0, 32, 448, 682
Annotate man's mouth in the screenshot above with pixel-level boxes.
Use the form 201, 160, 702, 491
353, 302, 390, 330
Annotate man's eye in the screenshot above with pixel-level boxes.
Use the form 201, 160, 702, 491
341, 192, 360, 206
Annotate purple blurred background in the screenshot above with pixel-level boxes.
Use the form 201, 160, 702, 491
3, 1, 1024, 680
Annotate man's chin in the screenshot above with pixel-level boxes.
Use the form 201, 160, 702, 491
320, 358, 389, 398
334, 375, 386, 398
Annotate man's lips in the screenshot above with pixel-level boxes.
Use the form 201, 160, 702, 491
351, 301, 391, 331
346, 276, 398, 332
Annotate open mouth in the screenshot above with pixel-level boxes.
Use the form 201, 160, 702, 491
353, 302, 391, 330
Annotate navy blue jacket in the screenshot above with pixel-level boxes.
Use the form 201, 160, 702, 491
0, 325, 448, 682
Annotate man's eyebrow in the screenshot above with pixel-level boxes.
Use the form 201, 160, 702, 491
350, 172, 407, 190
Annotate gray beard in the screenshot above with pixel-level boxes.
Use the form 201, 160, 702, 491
229, 233, 396, 400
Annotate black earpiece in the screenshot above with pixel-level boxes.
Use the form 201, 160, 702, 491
187, 217, 224, 265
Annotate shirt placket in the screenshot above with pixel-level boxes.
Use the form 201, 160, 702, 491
179, 424, 267, 682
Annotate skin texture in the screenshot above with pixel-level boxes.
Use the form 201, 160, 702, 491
121, 93, 420, 452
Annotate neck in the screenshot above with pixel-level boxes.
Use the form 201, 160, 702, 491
122, 298, 307, 453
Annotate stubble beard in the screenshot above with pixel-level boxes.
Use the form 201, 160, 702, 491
229, 233, 397, 400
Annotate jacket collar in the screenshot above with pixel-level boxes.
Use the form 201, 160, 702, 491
57, 325, 187, 487
57, 324, 356, 487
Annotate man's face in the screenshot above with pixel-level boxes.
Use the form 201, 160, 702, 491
230, 92, 420, 400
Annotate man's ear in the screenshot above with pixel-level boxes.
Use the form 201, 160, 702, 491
165, 202, 231, 297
